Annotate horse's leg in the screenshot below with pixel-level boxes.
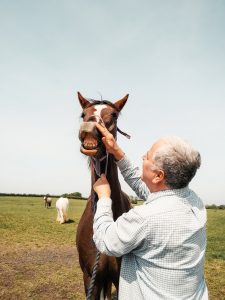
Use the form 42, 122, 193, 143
56, 208, 60, 222
83, 271, 104, 300
59, 209, 64, 224
83, 271, 91, 296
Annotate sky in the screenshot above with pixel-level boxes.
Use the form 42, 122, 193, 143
0, 0, 225, 205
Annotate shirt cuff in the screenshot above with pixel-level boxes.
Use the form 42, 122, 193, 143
97, 197, 112, 208
95, 197, 113, 220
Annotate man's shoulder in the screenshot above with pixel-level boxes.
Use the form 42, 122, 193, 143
132, 198, 178, 218
133, 194, 190, 218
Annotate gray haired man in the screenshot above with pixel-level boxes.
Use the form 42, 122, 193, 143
93, 123, 208, 300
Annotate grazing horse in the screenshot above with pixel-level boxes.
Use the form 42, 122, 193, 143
44, 195, 52, 208
56, 197, 69, 224
76, 91, 131, 299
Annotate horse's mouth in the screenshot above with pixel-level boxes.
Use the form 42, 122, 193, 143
80, 145, 98, 156
80, 133, 100, 156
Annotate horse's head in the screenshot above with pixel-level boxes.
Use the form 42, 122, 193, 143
78, 91, 129, 157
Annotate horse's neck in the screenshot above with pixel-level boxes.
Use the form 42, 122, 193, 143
91, 155, 130, 220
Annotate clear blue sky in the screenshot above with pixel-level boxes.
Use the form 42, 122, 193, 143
1, 1, 225, 204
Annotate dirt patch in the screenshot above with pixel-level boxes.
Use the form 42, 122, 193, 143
0, 245, 84, 300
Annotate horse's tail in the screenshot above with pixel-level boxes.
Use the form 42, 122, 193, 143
62, 208, 68, 222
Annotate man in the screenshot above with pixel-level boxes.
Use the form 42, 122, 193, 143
93, 123, 208, 300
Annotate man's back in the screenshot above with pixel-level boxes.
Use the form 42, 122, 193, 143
119, 188, 208, 299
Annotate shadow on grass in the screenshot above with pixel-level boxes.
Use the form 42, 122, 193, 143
65, 219, 75, 224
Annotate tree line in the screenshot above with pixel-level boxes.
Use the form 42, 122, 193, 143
0, 193, 224, 207
0, 192, 87, 200
205, 204, 225, 209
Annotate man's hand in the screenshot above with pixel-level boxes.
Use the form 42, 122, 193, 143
95, 123, 125, 161
93, 174, 111, 199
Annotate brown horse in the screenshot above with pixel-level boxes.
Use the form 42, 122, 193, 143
76, 92, 131, 299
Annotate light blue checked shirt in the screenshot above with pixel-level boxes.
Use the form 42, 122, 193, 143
93, 156, 208, 299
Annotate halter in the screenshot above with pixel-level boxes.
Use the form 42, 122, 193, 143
91, 153, 109, 178
84, 115, 129, 300
81, 115, 110, 174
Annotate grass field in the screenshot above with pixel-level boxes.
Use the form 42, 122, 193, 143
0, 196, 225, 299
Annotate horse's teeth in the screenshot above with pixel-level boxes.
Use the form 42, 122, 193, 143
83, 142, 97, 150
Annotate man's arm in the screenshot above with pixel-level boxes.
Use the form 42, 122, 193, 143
93, 197, 146, 257
117, 155, 150, 200
95, 123, 150, 200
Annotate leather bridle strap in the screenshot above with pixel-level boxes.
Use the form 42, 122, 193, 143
91, 152, 109, 178
117, 127, 131, 139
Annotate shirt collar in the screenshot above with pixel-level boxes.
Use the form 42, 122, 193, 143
145, 186, 190, 204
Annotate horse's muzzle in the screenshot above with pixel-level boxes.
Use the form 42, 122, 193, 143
79, 122, 101, 156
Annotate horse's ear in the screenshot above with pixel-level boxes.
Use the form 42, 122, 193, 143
114, 94, 129, 112
77, 91, 90, 109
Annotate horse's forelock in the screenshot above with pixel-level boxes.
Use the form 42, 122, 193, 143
85, 99, 121, 112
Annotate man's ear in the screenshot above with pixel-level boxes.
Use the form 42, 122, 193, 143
152, 170, 165, 184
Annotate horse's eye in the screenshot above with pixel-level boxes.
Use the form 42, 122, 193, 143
112, 112, 118, 119
81, 112, 85, 118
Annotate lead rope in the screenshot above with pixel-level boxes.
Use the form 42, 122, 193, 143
86, 250, 101, 300
86, 153, 109, 300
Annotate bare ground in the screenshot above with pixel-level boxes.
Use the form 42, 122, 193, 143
0, 245, 84, 300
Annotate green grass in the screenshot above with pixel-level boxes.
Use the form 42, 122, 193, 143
0, 197, 225, 299
0, 196, 86, 246
205, 209, 225, 299
206, 209, 225, 260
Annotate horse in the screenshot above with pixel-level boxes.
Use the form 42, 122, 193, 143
56, 197, 69, 224
76, 91, 131, 299
44, 195, 52, 208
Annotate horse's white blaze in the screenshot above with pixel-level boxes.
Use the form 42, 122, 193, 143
93, 104, 107, 120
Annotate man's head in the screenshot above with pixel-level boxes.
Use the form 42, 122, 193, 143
142, 136, 201, 192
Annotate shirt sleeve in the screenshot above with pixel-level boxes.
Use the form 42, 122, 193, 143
117, 155, 150, 200
93, 197, 146, 257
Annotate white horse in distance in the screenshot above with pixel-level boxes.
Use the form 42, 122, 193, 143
44, 195, 52, 208
56, 197, 69, 224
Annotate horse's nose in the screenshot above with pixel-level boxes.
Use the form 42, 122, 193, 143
79, 122, 99, 140
80, 122, 96, 133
